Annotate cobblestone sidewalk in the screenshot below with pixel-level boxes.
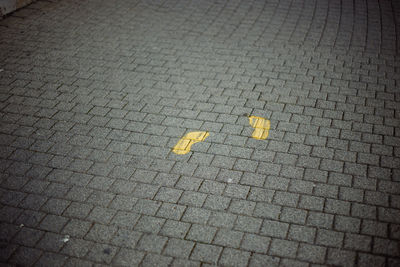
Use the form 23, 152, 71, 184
0, 0, 399, 266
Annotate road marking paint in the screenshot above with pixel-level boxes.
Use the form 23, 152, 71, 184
172, 131, 209, 154
248, 116, 270, 140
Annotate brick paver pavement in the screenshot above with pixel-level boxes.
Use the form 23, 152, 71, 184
1, 0, 399, 266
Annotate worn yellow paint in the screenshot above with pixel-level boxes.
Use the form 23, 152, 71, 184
172, 131, 209, 154
248, 116, 270, 140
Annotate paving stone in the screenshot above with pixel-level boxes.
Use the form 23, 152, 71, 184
372, 237, 400, 256
335, 216, 361, 233
87, 206, 116, 224
36, 252, 68, 267
344, 233, 372, 252
203, 195, 231, 211
269, 238, 299, 258
297, 243, 326, 264
219, 248, 251, 267
357, 253, 386, 267
307, 212, 334, 229
288, 224, 316, 243
38, 214, 69, 233
61, 238, 93, 258
137, 234, 167, 254
248, 253, 280, 267
229, 199, 256, 216
134, 215, 165, 234
190, 243, 222, 265
112, 248, 145, 266
1, 0, 399, 266
260, 220, 289, 238
182, 207, 211, 224
160, 220, 191, 238
62, 219, 92, 238
85, 243, 118, 264
241, 233, 271, 253
213, 229, 244, 248
163, 238, 195, 258
208, 211, 237, 229
187, 224, 217, 243
12, 227, 45, 247
9, 246, 43, 266
316, 229, 344, 248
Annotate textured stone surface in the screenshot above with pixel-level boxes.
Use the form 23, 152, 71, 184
0, 0, 399, 266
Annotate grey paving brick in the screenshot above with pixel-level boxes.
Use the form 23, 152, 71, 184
15, 210, 46, 228
229, 199, 256, 215
224, 184, 250, 199
307, 212, 334, 229
335, 215, 361, 233
137, 234, 167, 253
326, 248, 356, 267
373, 237, 400, 256
288, 224, 316, 243
36, 252, 68, 267
60, 237, 92, 258
190, 243, 222, 264
344, 233, 372, 252
85, 223, 118, 243
199, 180, 226, 195
213, 229, 244, 248
85, 243, 118, 264
9, 246, 42, 267
154, 203, 185, 220
269, 238, 299, 258
154, 187, 183, 203
182, 207, 211, 224
176, 176, 203, 191
112, 248, 145, 266
261, 220, 289, 238
234, 215, 263, 233
273, 191, 299, 207
219, 248, 251, 267
12, 227, 44, 247
87, 206, 116, 224
38, 214, 68, 233
297, 243, 326, 264
339, 187, 364, 202
248, 253, 280, 267
110, 229, 142, 249
357, 253, 386, 267
280, 207, 307, 224
187, 224, 217, 243
160, 219, 190, 238
134, 215, 165, 234
240, 233, 270, 253
171, 258, 201, 267
36, 232, 66, 253
62, 219, 91, 238
163, 238, 195, 258
203, 195, 231, 211
316, 229, 344, 248
208, 211, 237, 229
64, 201, 93, 219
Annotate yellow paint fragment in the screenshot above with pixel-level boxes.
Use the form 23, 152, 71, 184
248, 116, 270, 140
172, 131, 209, 155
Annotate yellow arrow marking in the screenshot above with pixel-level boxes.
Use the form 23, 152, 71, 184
248, 116, 270, 140
172, 131, 209, 155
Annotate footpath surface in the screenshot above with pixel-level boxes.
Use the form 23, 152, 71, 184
0, 0, 399, 266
